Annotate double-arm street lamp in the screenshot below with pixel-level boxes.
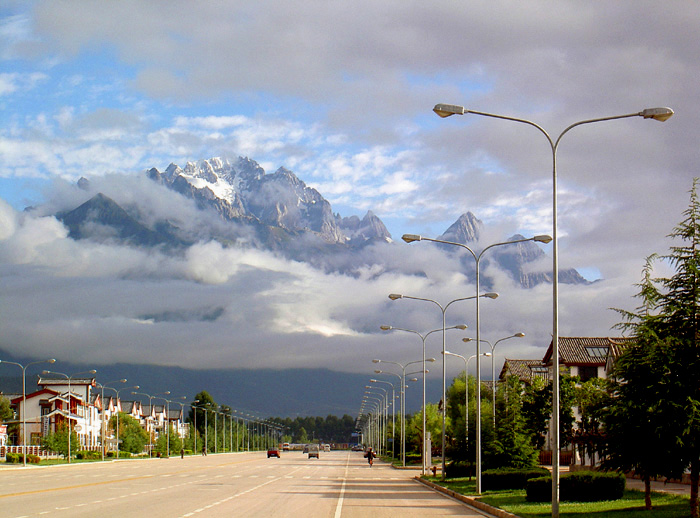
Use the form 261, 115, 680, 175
380, 322, 468, 473
115, 385, 139, 459
369, 379, 397, 459
388, 292, 497, 478
433, 102, 672, 514
0, 358, 55, 466
402, 233, 551, 489
96, 378, 126, 461
464, 332, 525, 428
443, 351, 491, 446
43, 369, 97, 463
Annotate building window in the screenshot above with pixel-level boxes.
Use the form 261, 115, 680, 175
578, 365, 598, 381
586, 346, 608, 358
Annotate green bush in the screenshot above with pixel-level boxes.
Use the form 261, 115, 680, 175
5, 452, 20, 463
526, 471, 626, 502
483, 467, 550, 490
445, 461, 475, 478
27, 454, 41, 464
76, 450, 100, 460
561, 471, 626, 502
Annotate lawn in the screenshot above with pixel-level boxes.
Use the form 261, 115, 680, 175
426, 477, 690, 518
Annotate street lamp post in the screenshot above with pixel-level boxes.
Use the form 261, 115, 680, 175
464, 333, 525, 429
380, 322, 471, 472
152, 392, 171, 457
43, 369, 97, 463
388, 292, 497, 479
433, 102, 672, 514
365, 386, 388, 454
132, 391, 158, 458
369, 379, 396, 459
0, 358, 55, 466
96, 378, 126, 461
402, 233, 551, 490
115, 385, 139, 459
372, 356, 435, 469
443, 351, 491, 448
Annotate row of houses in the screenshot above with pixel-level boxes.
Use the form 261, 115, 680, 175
1, 375, 188, 452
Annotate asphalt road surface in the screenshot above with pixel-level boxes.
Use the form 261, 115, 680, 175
1, 450, 494, 517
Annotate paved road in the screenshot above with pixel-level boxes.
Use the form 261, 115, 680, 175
0, 451, 494, 517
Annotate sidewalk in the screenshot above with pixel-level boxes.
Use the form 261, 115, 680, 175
625, 477, 690, 496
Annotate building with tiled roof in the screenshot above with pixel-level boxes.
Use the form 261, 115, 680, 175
542, 337, 634, 381
499, 359, 549, 383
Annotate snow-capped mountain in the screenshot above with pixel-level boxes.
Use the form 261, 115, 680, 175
54, 156, 588, 287
147, 157, 390, 245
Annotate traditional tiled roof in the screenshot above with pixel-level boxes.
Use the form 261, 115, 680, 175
499, 359, 547, 382
542, 337, 634, 366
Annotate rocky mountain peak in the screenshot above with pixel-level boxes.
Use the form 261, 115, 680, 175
439, 212, 482, 243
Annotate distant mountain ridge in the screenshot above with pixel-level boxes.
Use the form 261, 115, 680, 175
53, 156, 588, 287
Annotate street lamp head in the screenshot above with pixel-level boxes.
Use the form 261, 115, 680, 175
534, 234, 553, 244
88, 370, 97, 375
370, 379, 377, 382
380, 325, 392, 331
641, 107, 674, 122
484, 352, 492, 357
401, 234, 422, 243
372, 359, 381, 364
462, 337, 473, 343
374, 370, 382, 374
388, 293, 402, 300
514, 332, 525, 338
48, 359, 56, 364
426, 358, 437, 362
483, 292, 499, 299
433, 103, 466, 118
410, 378, 419, 382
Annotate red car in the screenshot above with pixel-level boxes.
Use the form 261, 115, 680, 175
267, 448, 280, 458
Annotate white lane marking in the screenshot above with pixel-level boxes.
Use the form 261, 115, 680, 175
334, 452, 350, 518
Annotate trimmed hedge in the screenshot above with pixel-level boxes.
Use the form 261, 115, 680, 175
4, 453, 41, 464
445, 461, 475, 478
482, 467, 550, 490
76, 450, 100, 460
526, 471, 626, 502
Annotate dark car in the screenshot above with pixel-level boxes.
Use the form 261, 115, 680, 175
267, 447, 280, 458
351, 444, 363, 451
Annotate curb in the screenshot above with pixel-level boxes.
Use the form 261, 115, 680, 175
415, 477, 520, 518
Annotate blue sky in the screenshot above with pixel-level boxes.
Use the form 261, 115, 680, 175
1, 1, 698, 378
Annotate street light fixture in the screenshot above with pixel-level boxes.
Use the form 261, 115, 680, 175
433, 101, 672, 514
443, 351, 491, 449
402, 233, 550, 490
464, 332, 525, 428
380, 321, 468, 473
96, 378, 126, 461
42, 369, 97, 463
0, 358, 55, 466
388, 291, 496, 479
115, 385, 139, 459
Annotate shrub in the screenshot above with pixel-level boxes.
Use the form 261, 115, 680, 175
445, 461, 475, 478
27, 454, 41, 464
526, 471, 626, 502
5, 452, 20, 464
561, 471, 626, 502
76, 450, 100, 460
483, 467, 550, 490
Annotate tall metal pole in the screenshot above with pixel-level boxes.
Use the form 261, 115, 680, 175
432, 102, 672, 515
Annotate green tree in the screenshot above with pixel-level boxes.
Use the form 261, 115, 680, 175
406, 403, 444, 457
521, 376, 550, 450
572, 377, 610, 466
491, 376, 538, 468
110, 412, 149, 454
42, 424, 78, 459
0, 395, 13, 423
606, 179, 700, 516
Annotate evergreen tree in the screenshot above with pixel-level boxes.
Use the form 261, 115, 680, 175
491, 376, 538, 468
607, 179, 700, 516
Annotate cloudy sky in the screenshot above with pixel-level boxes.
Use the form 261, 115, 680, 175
1, 1, 698, 383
